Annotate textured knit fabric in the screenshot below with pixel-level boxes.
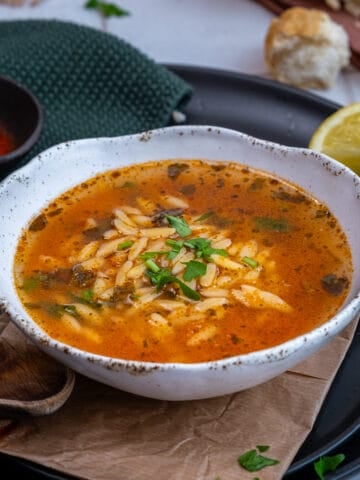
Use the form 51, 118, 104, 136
0, 20, 192, 172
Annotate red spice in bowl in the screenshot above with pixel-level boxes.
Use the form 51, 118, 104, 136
0, 123, 15, 156
0, 76, 43, 170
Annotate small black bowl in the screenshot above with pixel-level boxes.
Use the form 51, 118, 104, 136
0, 76, 43, 169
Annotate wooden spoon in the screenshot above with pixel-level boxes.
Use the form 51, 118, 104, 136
0, 312, 75, 417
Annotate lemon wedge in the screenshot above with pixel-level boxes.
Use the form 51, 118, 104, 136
309, 102, 360, 175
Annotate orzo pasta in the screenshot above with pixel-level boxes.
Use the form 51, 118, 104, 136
13, 159, 352, 363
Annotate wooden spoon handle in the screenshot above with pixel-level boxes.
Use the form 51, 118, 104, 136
0, 319, 75, 417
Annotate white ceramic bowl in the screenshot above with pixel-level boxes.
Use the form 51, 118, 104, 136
1, 126, 359, 401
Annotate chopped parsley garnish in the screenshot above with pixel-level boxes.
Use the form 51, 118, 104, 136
139, 251, 166, 260
22, 275, 41, 292
314, 454, 346, 480
241, 256, 259, 269
82, 289, 94, 302
69, 290, 102, 309
254, 216, 291, 232
194, 211, 214, 222
63, 305, 79, 317
256, 445, 270, 453
145, 259, 161, 273
42, 302, 79, 319
85, 0, 130, 17
137, 213, 236, 300
117, 240, 134, 250
183, 260, 206, 282
165, 239, 184, 259
141, 235, 228, 265
22, 272, 52, 291
166, 215, 192, 237
145, 265, 200, 300
184, 237, 228, 261
238, 446, 279, 472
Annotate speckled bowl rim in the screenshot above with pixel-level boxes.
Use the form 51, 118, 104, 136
1, 125, 360, 374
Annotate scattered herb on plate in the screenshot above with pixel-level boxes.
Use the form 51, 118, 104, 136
238, 445, 279, 472
85, 0, 129, 18
313, 453, 346, 480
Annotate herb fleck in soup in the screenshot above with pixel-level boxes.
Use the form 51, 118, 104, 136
14, 160, 352, 363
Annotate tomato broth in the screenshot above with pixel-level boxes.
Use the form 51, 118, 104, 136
14, 159, 352, 363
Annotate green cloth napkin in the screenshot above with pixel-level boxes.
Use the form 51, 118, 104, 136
0, 19, 192, 172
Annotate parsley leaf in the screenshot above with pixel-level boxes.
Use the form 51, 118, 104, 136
195, 211, 214, 222
166, 215, 192, 237
42, 302, 79, 319
117, 240, 134, 250
85, 0, 129, 17
184, 237, 228, 261
183, 260, 206, 282
69, 290, 102, 309
22, 275, 41, 292
254, 216, 291, 232
256, 445, 270, 453
145, 259, 161, 273
238, 447, 279, 472
314, 454, 346, 480
146, 267, 172, 289
165, 239, 184, 259
139, 251, 167, 260
241, 256, 259, 269
146, 266, 200, 300
22, 272, 53, 291
82, 289, 94, 302
177, 280, 201, 300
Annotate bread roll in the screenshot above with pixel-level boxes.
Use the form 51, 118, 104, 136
265, 7, 350, 89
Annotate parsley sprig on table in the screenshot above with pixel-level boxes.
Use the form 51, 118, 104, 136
236, 447, 345, 479
85, 0, 129, 18
314, 453, 346, 480
238, 445, 280, 472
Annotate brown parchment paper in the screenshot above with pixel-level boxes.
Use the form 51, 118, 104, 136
0, 314, 358, 480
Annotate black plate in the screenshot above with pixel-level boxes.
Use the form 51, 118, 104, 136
1, 65, 359, 479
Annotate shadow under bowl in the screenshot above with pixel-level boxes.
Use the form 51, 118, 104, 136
0, 76, 43, 169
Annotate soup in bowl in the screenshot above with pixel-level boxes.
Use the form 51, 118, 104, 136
0, 126, 359, 400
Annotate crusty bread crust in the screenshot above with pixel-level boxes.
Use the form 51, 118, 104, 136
265, 7, 350, 89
